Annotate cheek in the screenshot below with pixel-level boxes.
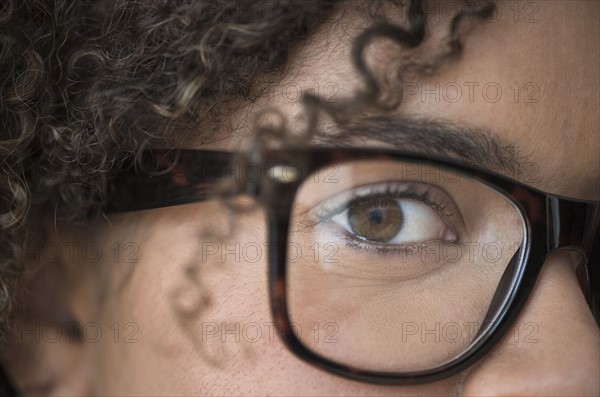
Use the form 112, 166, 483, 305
90, 202, 463, 396
90, 202, 274, 394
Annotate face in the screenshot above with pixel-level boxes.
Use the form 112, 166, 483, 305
4, 1, 599, 395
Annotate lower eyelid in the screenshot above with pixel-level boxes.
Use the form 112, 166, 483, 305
323, 229, 461, 281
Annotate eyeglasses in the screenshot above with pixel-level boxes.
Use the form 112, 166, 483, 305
102, 147, 600, 385
2, 148, 597, 392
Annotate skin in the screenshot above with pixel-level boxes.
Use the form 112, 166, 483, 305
4, 1, 599, 395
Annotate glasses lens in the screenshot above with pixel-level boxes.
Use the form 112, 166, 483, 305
286, 159, 526, 372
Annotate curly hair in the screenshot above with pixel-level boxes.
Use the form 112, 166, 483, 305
0, 0, 496, 338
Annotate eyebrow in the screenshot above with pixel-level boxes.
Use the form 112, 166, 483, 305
312, 115, 526, 179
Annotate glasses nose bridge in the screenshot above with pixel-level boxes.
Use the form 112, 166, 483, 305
546, 196, 600, 263
546, 197, 600, 327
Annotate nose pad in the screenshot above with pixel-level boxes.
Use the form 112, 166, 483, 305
567, 249, 590, 304
560, 248, 600, 328
547, 247, 590, 304
545, 197, 600, 326
584, 237, 600, 327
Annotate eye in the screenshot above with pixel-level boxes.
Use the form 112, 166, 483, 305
312, 182, 461, 248
331, 195, 458, 244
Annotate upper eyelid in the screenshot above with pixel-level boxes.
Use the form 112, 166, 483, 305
308, 181, 422, 220
311, 181, 452, 217
307, 180, 468, 238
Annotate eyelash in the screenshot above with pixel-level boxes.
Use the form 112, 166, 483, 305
314, 182, 455, 223
312, 182, 461, 255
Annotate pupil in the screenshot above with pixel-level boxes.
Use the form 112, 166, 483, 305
366, 209, 384, 225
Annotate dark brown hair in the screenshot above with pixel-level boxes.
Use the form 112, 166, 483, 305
0, 0, 495, 336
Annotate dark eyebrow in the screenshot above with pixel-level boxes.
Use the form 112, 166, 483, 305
312, 115, 526, 179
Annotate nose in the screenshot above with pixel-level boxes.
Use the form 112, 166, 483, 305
461, 250, 600, 396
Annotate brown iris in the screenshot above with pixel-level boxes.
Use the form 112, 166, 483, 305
347, 197, 403, 242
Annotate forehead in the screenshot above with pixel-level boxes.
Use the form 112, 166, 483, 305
218, 1, 599, 200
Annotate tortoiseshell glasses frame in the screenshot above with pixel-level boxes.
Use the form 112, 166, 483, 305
104, 147, 599, 385
1, 147, 597, 393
